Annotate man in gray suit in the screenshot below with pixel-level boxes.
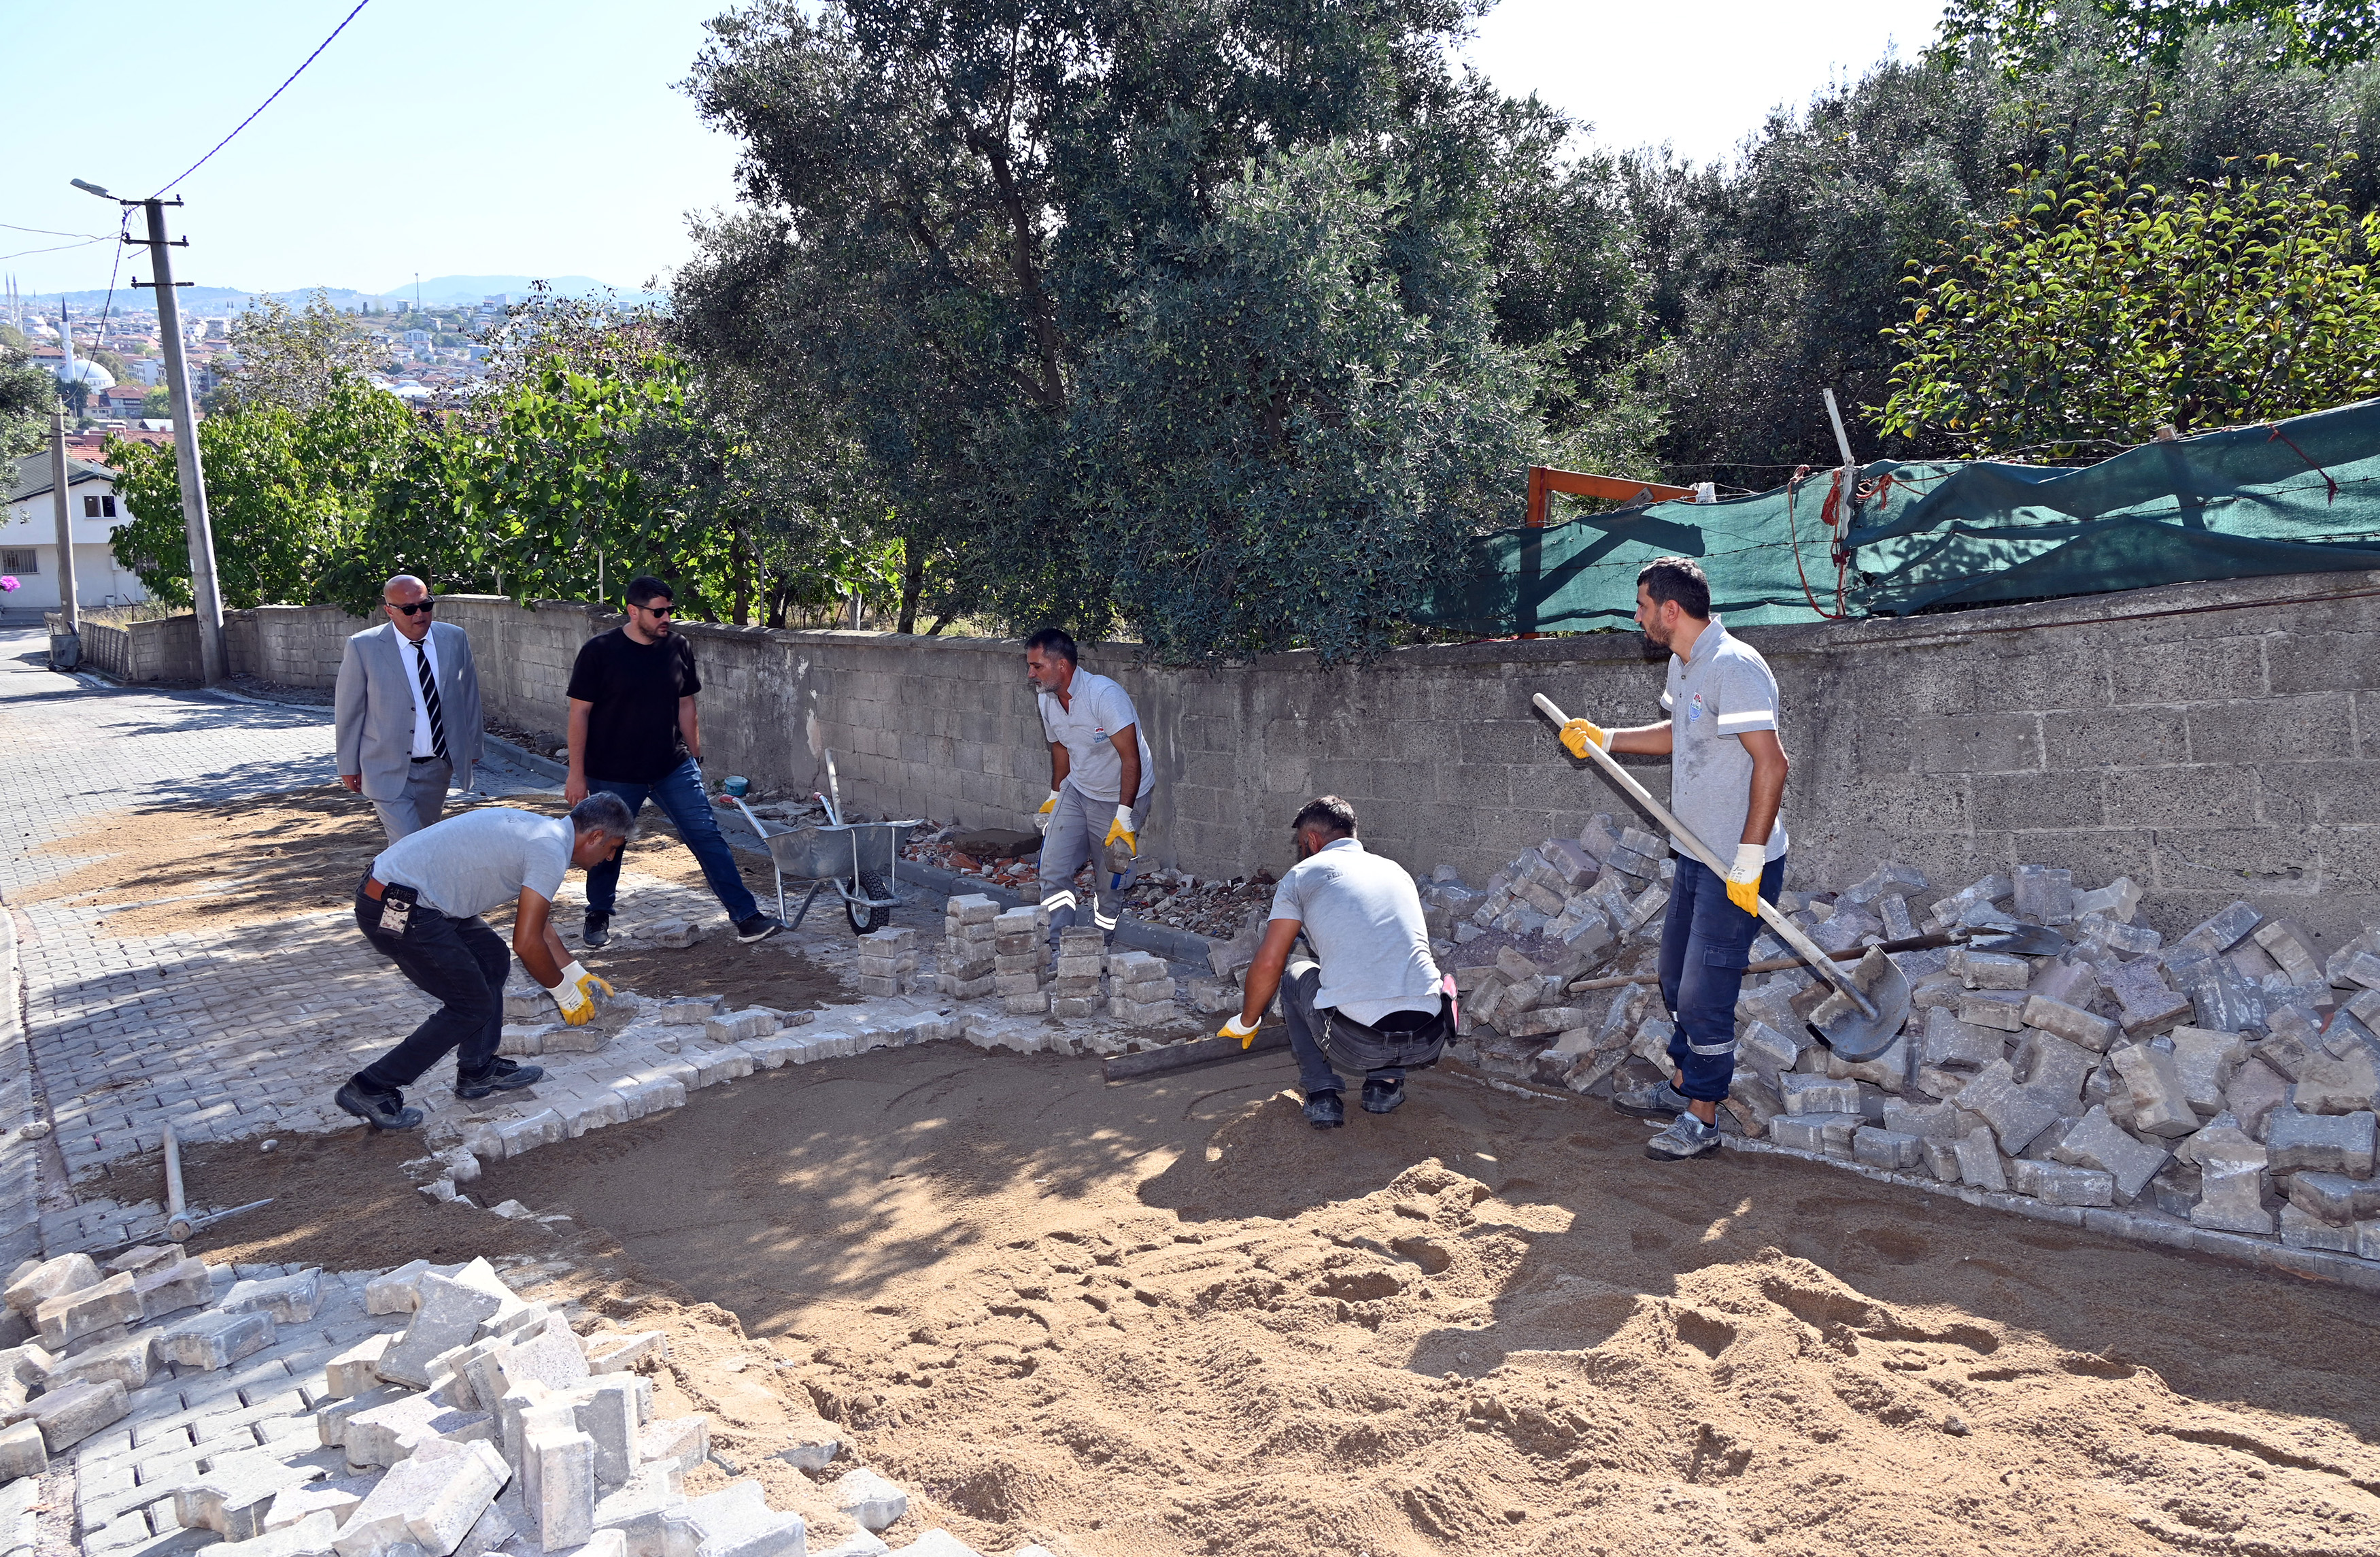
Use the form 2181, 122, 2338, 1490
336, 575, 485, 840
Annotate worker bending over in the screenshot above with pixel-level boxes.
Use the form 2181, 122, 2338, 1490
1222, 796, 1452, 1129
335, 793, 636, 1131
1025, 627, 1154, 952
1560, 556, 1789, 1161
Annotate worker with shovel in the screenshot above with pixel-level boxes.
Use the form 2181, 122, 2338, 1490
1559, 557, 1788, 1162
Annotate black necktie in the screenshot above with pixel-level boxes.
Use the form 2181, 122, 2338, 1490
413, 639, 449, 763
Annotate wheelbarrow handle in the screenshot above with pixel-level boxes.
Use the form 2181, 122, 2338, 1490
1531, 692, 1878, 1021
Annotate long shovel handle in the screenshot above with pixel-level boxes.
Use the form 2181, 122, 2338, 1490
1530, 692, 1879, 1020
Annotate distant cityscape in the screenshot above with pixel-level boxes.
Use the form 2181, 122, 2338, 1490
0, 273, 654, 439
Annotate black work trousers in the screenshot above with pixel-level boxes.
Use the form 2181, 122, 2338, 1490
351, 877, 508, 1096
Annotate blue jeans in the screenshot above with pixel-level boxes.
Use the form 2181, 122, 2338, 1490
1659, 852, 1788, 1103
1282, 960, 1444, 1098
582, 758, 760, 923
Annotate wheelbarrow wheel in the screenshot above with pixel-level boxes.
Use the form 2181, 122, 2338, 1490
845, 870, 892, 935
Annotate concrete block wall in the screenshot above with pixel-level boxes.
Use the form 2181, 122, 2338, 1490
213, 568, 2380, 948
223, 605, 360, 686
64, 612, 203, 684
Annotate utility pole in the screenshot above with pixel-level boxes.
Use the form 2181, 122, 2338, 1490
47, 403, 81, 667
127, 195, 228, 684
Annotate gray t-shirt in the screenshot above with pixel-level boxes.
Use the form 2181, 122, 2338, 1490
1268, 839, 1442, 1026
1038, 668, 1155, 805
1660, 616, 1788, 863
373, 807, 574, 920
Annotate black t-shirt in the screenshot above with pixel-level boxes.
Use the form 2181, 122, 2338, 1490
566, 626, 702, 784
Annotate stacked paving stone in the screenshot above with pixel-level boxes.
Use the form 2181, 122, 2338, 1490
990, 906, 1053, 1016
937, 896, 1001, 999
853, 929, 924, 998
0, 1240, 1012, 1557
1446, 825, 2380, 1262
1049, 928, 1107, 1018
1106, 951, 1179, 1028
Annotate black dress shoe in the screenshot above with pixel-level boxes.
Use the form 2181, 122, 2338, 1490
1304, 1090, 1345, 1130
336, 1080, 424, 1131
456, 1058, 545, 1100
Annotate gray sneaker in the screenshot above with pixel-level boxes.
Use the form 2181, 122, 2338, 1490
1613, 1080, 1693, 1120
1645, 1112, 1720, 1161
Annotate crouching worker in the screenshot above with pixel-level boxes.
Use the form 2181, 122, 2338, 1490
335, 793, 638, 1131
1221, 796, 1454, 1129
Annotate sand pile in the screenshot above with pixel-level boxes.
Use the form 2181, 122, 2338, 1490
474, 1042, 2380, 1556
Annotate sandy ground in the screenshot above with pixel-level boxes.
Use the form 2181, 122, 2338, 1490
24, 782, 2380, 1555
458, 1042, 2380, 1557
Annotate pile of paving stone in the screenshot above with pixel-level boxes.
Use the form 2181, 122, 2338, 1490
1398, 820, 2380, 1260
926, 898, 1186, 1031
0, 1246, 1053, 1557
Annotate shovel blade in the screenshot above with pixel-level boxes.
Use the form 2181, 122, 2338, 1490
1806, 948, 1914, 1062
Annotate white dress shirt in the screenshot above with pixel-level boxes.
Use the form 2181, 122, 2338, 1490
401, 629, 444, 760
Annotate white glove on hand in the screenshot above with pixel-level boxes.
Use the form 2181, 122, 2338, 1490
549, 960, 598, 1026
1104, 805, 1138, 856
1724, 843, 1767, 916
1219, 1013, 1261, 1049
1032, 790, 1058, 834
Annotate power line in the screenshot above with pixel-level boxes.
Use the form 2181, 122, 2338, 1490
150, 0, 374, 197
0, 222, 113, 240
0, 237, 112, 263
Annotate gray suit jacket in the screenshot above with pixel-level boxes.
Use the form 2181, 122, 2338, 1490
334, 619, 483, 800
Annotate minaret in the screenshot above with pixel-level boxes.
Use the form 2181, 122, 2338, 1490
57, 301, 75, 384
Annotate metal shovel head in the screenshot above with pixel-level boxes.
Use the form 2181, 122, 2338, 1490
1965, 922, 2069, 958
1805, 946, 1914, 1062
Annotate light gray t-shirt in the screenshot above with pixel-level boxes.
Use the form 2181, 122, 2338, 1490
1038, 667, 1155, 805
1659, 616, 1788, 863
373, 807, 574, 920
1268, 838, 1442, 1026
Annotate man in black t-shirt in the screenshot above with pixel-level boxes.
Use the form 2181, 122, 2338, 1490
564, 575, 783, 948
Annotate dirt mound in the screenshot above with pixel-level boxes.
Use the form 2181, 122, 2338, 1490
481, 1043, 2380, 1556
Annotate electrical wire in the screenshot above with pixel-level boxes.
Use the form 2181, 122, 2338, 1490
0, 222, 114, 239
0, 237, 112, 263
150, 0, 373, 197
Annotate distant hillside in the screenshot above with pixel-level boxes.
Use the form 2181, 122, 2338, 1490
18, 275, 662, 314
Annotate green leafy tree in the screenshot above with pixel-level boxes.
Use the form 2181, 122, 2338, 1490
1933, 0, 2379, 75
679, 0, 1610, 658
214, 290, 379, 415
0, 347, 55, 461
1880, 146, 2380, 456
106, 374, 420, 609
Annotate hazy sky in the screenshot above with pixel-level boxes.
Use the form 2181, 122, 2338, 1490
2, 0, 1946, 300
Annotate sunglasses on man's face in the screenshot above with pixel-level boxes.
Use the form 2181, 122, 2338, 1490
389, 601, 434, 616
638, 603, 675, 617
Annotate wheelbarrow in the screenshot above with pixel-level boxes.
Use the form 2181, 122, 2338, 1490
721, 752, 922, 935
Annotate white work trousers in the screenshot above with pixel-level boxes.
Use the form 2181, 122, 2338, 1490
1038, 784, 1150, 944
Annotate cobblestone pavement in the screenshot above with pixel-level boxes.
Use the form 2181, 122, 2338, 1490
0, 631, 949, 1256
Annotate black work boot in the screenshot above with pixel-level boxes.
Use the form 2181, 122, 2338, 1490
456, 1057, 545, 1101
1361, 1077, 1406, 1115
336, 1080, 423, 1131
1303, 1090, 1345, 1130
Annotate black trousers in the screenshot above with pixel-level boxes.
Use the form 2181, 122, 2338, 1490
352, 879, 509, 1095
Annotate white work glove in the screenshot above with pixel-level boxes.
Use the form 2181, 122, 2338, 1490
1724, 843, 1767, 917
1104, 804, 1138, 857
1032, 790, 1058, 834
547, 960, 611, 1027
1219, 1014, 1260, 1049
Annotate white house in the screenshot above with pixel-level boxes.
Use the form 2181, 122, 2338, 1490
3, 451, 152, 611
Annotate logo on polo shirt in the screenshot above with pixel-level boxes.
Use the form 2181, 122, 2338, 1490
1688, 692, 1704, 723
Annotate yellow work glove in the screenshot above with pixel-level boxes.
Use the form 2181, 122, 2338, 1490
1724, 843, 1767, 917
576, 967, 615, 1004
1220, 1014, 1261, 1049
1104, 804, 1138, 857
1558, 718, 1610, 760
549, 960, 600, 1027
1032, 790, 1058, 835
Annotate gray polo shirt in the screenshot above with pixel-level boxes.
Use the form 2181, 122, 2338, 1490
374, 807, 574, 920
1038, 668, 1155, 805
1659, 616, 1788, 863
1268, 839, 1442, 1026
